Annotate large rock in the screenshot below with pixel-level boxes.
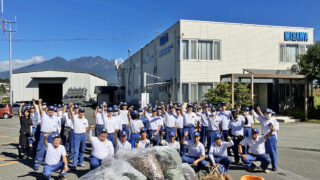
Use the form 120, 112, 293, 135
182, 163, 197, 180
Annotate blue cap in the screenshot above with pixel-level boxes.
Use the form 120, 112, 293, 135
42, 102, 47, 105
232, 109, 238, 113
132, 110, 138, 115
169, 104, 174, 109
215, 134, 222, 140
48, 106, 55, 111
107, 107, 113, 112
100, 128, 108, 133
113, 107, 118, 111
140, 128, 147, 133
138, 108, 143, 112
194, 132, 200, 137
52, 133, 60, 139
252, 128, 259, 133
209, 103, 213, 108
67, 104, 70, 108
104, 104, 108, 107
120, 131, 128, 136
99, 104, 103, 108
177, 103, 181, 107
265, 108, 272, 113
54, 107, 58, 112
193, 105, 197, 109
169, 132, 175, 137
187, 103, 193, 107
272, 111, 276, 115
211, 107, 216, 111
79, 108, 85, 113
221, 102, 226, 106
123, 102, 128, 106
152, 108, 157, 112
244, 107, 250, 111
57, 104, 62, 108
157, 106, 162, 110
74, 105, 79, 109
148, 103, 152, 107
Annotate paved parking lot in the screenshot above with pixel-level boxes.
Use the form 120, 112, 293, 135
0, 108, 319, 180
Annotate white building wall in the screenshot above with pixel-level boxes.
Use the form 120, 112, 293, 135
179, 20, 314, 83
12, 71, 107, 102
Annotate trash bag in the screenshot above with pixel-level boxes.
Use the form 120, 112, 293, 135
79, 158, 147, 180
182, 163, 197, 180
149, 146, 184, 180
117, 148, 165, 180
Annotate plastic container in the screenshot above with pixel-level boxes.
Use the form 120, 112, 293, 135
240, 175, 265, 180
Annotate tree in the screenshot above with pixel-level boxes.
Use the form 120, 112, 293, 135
203, 82, 252, 108
297, 41, 320, 84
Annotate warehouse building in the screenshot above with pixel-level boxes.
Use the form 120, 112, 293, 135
12, 70, 107, 105
118, 20, 314, 112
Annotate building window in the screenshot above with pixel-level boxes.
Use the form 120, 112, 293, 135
198, 83, 213, 101
182, 40, 189, 60
198, 41, 213, 60
190, 83, 198, 102
214, 41, 221, 60
280, 44, 308, 63
191, 40, 197, 59
182, 83, 189, 102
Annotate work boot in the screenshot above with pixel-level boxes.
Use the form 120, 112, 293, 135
247, 163, 257, 172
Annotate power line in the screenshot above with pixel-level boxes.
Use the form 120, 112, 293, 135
0, 35, 154, 43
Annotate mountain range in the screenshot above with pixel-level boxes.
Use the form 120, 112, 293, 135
0, 56, 119, 85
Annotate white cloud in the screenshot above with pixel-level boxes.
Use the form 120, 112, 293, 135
0, 56, 45, 72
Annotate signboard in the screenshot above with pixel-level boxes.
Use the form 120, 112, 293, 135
284, 31, 308, 42
159, 46, 171, 57
160, 33, 169, 46
141, 92, 149, 108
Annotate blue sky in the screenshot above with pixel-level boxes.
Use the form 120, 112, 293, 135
0, 0, 319, 71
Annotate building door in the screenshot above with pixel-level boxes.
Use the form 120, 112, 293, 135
39, 83, 63, 105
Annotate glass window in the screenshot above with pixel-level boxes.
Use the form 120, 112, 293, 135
190, 84, 197, 102
198, 83, 213, 101
286, 45, 298, 63
214, 41, 221, 60
182, 83, 189, 102
182, 40, 189, 60
280, 44, 285, 62
191, 40, 197, 59
198, 41, 213, 60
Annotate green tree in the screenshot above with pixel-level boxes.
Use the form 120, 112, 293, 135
203, 82, 252, 108
297, 41, 320, 84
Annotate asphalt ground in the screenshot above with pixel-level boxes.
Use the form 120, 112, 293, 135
0, 107, 319, 180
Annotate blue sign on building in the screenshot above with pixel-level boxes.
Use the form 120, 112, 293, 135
159, 46, 171, 57
284, 32, 308, 42
160, 33, 169, 46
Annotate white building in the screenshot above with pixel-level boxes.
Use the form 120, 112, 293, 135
12, 70, 107, 105
119, 20, 313, 112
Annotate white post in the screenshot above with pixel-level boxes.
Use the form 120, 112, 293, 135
9, 23, 13, 106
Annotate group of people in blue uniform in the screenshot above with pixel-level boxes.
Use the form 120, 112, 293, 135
17, 98, 279, 179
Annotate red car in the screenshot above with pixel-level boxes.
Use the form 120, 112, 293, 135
0, 103, 13, 119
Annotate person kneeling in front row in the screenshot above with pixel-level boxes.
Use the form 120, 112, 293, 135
238, 126, 274, 173
209, 134, 233, 172
181, 131, 206, 171
43, 133, 68, 180
88, 125, 114, 170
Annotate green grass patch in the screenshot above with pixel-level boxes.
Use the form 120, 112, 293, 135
306, 119, 320, 124
1, 97, 9, 103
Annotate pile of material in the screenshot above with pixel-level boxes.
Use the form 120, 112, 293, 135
79, 146, 196, 180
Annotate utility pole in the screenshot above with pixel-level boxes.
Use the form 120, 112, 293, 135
2, 18, 16, 106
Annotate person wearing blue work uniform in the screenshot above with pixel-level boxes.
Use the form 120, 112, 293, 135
175, 104, 184, 142
239, 128, 273, 173
42, 133, 68, 180
161, 103, 177, 142
34, 99, 60, 170
119, 102, 130, 136
242, 107, 254, 153
29, 103, 38, 155
101, 105, 119, 147
61, 104, 73, 153
116, 131, 131, 153
200, 104, 210, 148
181, 131, 207, 171
207, 107, 222, 149
88, 125, 114, 170
160, 131, 180, 153
157, 105, 166, 142
228, 109, 245, 164
252, 106, 279, 171
94, 104, 105, 137
144, 107, 161, 146
136, 128, 152, 148
138, 108, 147, 127
217, 102, 232, 156
69, 105, 88, 171
209, 134, 233, 171
129, 110, 144, 148
183, 103, 198, 141
67, 104, 79, 160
